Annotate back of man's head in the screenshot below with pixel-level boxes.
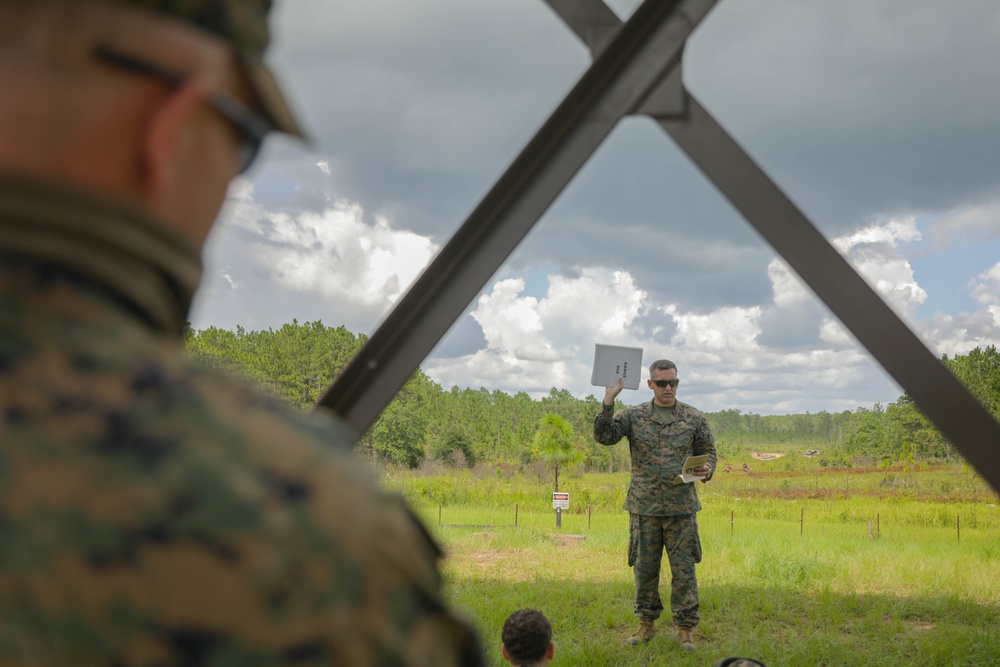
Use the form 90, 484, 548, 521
93, 0, 303, 136
0, 0, 307, 242
0, 0, 300, 134
502, 608, 553, 666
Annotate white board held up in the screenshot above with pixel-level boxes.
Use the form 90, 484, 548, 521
590, 344, 644, 390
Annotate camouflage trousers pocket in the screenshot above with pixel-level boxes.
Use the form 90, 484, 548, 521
689, 515, 703, 564
628, 514, 638, 567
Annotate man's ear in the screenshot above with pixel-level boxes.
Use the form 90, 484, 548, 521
546, 642, 554, 659
140, 78, 209, 198
501, 644, 511, 663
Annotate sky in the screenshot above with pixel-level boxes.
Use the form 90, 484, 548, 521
190, 0, 1000, 416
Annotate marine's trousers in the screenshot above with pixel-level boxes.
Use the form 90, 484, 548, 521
627, 512, 701, 627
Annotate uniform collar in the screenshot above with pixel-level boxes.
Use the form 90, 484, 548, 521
645, 399, 687, 422
0, 170, 202, 337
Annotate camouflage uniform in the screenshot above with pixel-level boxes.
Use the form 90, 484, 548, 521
594, 399, 716, 627
0, 172, 483, 664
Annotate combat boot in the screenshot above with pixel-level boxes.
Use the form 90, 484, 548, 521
677, 626, 696, 652
624, 617, 656, 645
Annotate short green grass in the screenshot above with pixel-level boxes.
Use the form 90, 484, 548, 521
391, 468, 1000, 666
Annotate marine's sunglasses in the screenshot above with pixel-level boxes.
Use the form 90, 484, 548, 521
652, 379, 680, 388
93, 45, 273, 174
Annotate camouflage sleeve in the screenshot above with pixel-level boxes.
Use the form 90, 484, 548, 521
0, 353, 485, 667
594, 402, 630, 445
694, 414, 718, 482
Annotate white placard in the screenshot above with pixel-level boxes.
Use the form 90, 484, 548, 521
590, 344, 644, 390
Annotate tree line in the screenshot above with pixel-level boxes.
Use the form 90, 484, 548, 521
184, 321, 999, 470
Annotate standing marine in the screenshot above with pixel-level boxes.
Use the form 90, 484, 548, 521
594, 358, 717, 651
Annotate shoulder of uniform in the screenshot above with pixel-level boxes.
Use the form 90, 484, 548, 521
675, 400, 704, 418
614, 402, 643, 418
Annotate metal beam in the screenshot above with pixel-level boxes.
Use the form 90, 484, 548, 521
663, 95, 1000, 491
550, 0, 1000, 492
316, 0, 719, 434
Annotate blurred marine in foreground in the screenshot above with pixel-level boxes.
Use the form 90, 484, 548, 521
0, 0, 482, 664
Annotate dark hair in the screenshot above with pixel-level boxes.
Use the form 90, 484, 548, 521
648, 359, 676, 377
502, 609, 551, 664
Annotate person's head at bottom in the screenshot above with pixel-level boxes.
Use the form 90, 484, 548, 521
502, 608, 554, 666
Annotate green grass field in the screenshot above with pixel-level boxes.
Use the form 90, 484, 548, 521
388, 466, 1000, 666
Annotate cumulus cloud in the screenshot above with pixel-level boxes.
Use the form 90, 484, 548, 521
191, 179, 438, 333
969, 263, 1000, 307
227, 180, 435, 309
425, 261, 867, 411
941, 263, 1000, 354
424, 268, 651, 397
832, 216, 926, 318
193, 171, 1000, 415
423, 215, 1000, 413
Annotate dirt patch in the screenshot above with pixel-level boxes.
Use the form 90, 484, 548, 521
904, 620, 935, 632
465, 550, 507, 566
550, 534, 587, 547
751, 452, 786, 460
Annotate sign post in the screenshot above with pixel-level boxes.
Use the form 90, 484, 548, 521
552, 492, 569, 528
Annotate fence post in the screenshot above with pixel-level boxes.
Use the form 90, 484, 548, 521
730, 509, 734, 535
515, 503, 519, 527
877, 513, 880, 534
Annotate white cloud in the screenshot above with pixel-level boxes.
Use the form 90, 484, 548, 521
423, 214, 1000, 412
818, 318, 855, 348
472, 278, 544, 354
834, 216, 927, 318
541, 270, 647, 341
835, 217, 922, 251
209, 180, 438, 327
217, 268, 242, 291
426, 268, 650, 397
920, 310, 1000, 359
969, 262, 1000, 306
769, 258, 811, 307
927, 203, 1000, 252
670, 305, 761, 353
198, 182, 1000, 414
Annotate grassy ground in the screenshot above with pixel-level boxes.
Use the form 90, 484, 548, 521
392, 467, 1000, 666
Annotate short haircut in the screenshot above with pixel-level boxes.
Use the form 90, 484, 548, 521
648, 359, 677, 377
502, 608, 551, 664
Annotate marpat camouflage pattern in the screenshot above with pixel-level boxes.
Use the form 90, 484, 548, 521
628, 513, 701, 624
0, 172, 483, 666
593, 400, 717, 515
594, 398, 716, 628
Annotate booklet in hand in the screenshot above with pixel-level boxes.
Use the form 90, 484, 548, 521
673, 454, 711, 485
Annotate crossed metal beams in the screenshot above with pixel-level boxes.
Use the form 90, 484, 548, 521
318, 0, 1000, 492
